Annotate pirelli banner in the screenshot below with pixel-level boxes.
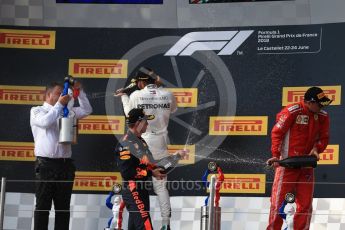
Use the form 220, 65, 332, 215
0, 24, 344, 197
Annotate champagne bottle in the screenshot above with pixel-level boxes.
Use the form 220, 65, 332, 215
64, 75, 76, 86
156, 154, 182, 172
276, 155, 317, 168
116, 79, 139, 95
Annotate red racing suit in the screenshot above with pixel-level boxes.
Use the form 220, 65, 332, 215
267, 101, 330, 230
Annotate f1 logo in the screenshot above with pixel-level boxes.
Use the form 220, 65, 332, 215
164, 30, 254, 56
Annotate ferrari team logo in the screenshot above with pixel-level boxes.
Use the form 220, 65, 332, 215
0, 29, 55, 49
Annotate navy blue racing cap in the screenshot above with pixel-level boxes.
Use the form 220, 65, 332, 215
127, 108, 155, 124
304, 87, 332, 107
135, 67, 158, 81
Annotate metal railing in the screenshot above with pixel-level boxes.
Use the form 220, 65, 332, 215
207, 175, 216, 230
0, 177, 6, 230
2, 178, 345, 230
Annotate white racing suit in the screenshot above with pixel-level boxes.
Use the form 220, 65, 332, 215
121, 84, 177, 226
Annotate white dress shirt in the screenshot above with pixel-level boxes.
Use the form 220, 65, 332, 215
30, 90, 92, 158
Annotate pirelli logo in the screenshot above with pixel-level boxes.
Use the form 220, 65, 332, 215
167, 88, 198, 107
167, 145, 195, 164
318, 145, 339, 165
73, 171, 122, 191
0, 29, 55, 49
282, 86, 341, 106
0, 85, 45, 105
0, 142, 35, 161
69, 59, 128, 78
78, 115, 125, 134
209, 116, 268, 136
218, 174, 266, 194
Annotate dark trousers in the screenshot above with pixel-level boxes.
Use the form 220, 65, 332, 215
122, 181, 153, 230
34, 157, 76, 230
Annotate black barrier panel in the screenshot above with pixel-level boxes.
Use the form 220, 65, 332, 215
57, 0, 163, 3
0, 24, 344, 197
190, 0, 293, 3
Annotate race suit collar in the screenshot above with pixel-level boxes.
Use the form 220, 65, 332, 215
127, 129, 143, 140
301, 101, 314, 115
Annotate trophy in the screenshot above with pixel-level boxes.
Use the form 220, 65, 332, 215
285, 193, 295, 203
200, 162, 224, 230
279, 193, 296, 230
105, 183, 125, 230
59, 76, 78, 144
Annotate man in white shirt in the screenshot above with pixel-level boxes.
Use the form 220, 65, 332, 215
117, 67, 177, 230
30, 81, 92, 230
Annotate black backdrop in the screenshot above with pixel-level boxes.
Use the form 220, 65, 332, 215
0, 23, 344, 197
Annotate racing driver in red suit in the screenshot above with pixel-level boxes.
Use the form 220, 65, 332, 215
266, 86, 332, 230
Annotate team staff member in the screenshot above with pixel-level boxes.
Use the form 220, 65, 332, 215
118, 67, 177, 230
30, 81, 92, 230
266, 87, 331, 230
115, 108, 167, 230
